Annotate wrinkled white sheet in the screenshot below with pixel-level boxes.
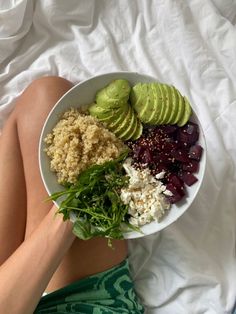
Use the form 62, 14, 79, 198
1, 0, 236, 313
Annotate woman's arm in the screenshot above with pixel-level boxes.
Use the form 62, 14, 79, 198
0, 205, 75, 314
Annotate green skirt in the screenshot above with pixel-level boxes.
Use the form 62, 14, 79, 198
34, 259, 144, 314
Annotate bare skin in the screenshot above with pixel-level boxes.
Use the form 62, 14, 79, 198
0, 76, 127, 314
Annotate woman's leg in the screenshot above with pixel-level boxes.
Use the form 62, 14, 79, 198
0, 76, 73, 264
0, 76, 127, 292
0, 111, 27, 264
15, 76, 74, 237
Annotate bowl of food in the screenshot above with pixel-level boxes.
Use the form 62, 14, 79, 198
39, 71, 206, 240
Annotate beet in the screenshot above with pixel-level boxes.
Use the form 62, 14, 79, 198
152, 163, 170, 175
158, 152, 173, 164
142, 148, 153, 164
178, 122, 199, 145
166, 183, 185, 204
133, 145, 144, 160
179, 172, 198, 186
171, 149, 190, 163
167, 174, 185, 190
127, 121, 203, 204
159, 125, 178, 135
189, 144, 203, 161
182, 160, 199, 173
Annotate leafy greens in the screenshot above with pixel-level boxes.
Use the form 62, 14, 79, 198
50, 151, 139, 241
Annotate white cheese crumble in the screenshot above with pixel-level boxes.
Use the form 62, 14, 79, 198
121, 158, 172, 227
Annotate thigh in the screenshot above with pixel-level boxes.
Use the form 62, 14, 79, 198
0, 114, 27, 264
15, 76, 74, 237
0, 77, 73, 264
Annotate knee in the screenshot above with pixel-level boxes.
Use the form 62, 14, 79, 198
27, 76, 73, 93
14, 76, 74, 115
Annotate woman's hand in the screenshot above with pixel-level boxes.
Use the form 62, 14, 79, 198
0, 205, 75, 314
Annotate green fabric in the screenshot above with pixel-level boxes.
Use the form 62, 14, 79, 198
34, 259, 144, 314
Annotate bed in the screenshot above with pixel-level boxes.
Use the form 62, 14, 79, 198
1, 1, 236, 313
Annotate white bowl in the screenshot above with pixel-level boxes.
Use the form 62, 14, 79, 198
39, 71, 206, 239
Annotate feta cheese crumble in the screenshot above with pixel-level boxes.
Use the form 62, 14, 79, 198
120, 158, 171, 227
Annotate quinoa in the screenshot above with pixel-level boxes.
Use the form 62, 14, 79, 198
44, 108, 127, 184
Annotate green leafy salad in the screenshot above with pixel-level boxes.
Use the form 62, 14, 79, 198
50, 151, 138, 241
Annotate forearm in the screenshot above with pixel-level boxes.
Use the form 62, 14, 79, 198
0, 206, 75, 314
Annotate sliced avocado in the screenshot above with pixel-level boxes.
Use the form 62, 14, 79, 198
89, 102, 116, 116
108, 104, 129, 131
130, 83, 149, 117
146, 83, 161, 124
131, 119, 143, 140
96, 80, 130, 109
95, 95, 127, 110
100, 108, 126, 127
139, 90, 154, 124
89, 103, 123, 122
177, 96, 192, 126
160, 84, 173, 124
153, 83, 166, 124
127, 114, 139, 139
166, 86, 179, 124
113, 105, 133, 137
117, 107, 137, 141
132, 83, 159, 124
173, 89, 185, 124
105, 79, 131, 102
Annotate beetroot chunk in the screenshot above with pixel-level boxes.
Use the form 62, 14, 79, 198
142, 148, 153, 164
178, 122, 199, 145
182, 160, 199, 173
166, 182, 185, 204
189, 144, 203, 161
171, 149, 190, 163
180, 172, 198, 186
167, 174, 185, 191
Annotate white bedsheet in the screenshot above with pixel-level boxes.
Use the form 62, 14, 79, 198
1, 1, 236, 313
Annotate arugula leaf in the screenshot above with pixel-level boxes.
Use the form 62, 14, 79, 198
50, 150, 140, 240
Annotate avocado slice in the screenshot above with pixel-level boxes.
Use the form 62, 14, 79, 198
132, 83, 162, 124
146, 83, 162, 124
173, 89, 185, 125
160, 84, 173, 124
166, 86, 179, 124
113, 105, 133, 138
96, 79, 131, 109
117, 107, 137, 141
153, 83, 166, 124
127, 114, 139, 139
89, 103, 123, 122
108, 104, 129, 131
131, 119, 143, 140
177, 96, 192, 126
139, 92, 154, 124
130, 83, 149, 117
105, 79, 131, 102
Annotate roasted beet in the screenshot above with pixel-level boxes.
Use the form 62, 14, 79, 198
189, 144, 203, 161
159, 125, 178, 135
182, 160, 199, 173
179, 172, 198, 186
171, 149, 190, 163
166, 182, 185, 204
178, 122, 199, 145
142, 148, 153, 164
167, 174, 185, 191
127, 122, 203, 204
158, 152, 173, 164
133, 145, 144, 160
